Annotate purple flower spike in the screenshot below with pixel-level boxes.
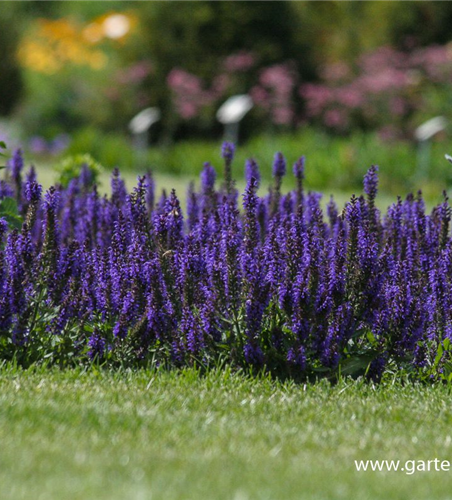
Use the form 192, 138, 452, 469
293, 156, 305, 180
88, 332, 106, 360
364, 165, 379, 202
9, 149, 24, 180
272, 152, 286, 178
221, 141, 235, 163
25, 180, 42, 204
245, 158, 261, 187
0, 140, 450, 382
201, 162, 216, 192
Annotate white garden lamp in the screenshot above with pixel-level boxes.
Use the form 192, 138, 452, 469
129, 107, 160, 167
129, 107, 160, 166
415, 116, 448, 178
216, 94, 253, 144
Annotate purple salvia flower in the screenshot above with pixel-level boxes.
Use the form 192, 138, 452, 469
144, 170, 155, 214
25, 179, 42, 204
245, 158, 261, 187
88, 331, 106, 360
293, 156, 305, 207
272, 152, 286, 178
164, 189, 184, 250
0, 180, 13, 199
293, 156, 305, 180
221, 142, 235, 195
113, 290, 135, 339
0, 218, 9, 291
5, 231, 27, 318
79, 163, 92, 189
244, 342, 264, 366
0, 217, 8, 241
186, 182, 199, 231
287, 346, 306, 371
201, 162, 216, 193
40, 187, 61, 277
9, 149, 24, 185
180, 306, 204, 354
363, 165, 379, 204
221, 141, 235, 164
271, 152, 286, 215
111, 168, 127, 206
8, 149, 24, 210
25, 165, 37, 185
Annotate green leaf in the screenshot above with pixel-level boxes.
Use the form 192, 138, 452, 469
312, 366, 331, 373
0, 197, 23, 230
339, 353, 378, 376
434, 342, 444, 369
0, 197, 18, 214
0, 141, 6, 149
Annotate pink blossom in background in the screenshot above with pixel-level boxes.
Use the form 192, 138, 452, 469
390, 97, 407, 116
167, 69, 203, 94
298, 41, 452, 135
411, 45, 452, 82
378, 125, 401, 142
323, 108, 347, 129
359, 46, 409, 74
167, 68, 214, 119
211, 74, 231, 97
253, 64, 297, 125
320, 62, 350, 82
250, 85, 269, 106
116, 60, 153, 85
299, 84, 333, 117
335, 85, 364, 109
410, 45, 451, 68
178, 102, 198, 120
122, 41, 452, 133
223, 51, 256, 73
358, 68, 411, 94
273, 106, 294, 126
259, 64, 295, 95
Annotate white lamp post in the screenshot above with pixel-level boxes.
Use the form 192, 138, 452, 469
129, 107, 161, 166
216, 94, 253, 144
415, 116, 447, 178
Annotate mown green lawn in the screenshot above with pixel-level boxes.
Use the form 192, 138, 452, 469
1, 366, 452, 500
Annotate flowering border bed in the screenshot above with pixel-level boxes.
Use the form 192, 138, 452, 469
0, 144, 451, 381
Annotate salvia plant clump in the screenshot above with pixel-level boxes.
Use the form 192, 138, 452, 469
1, 145, 452, 382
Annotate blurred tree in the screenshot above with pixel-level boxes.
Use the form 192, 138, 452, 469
292, 2, 452, 65
128, 1, 312, 141
385, 2, 452, 47
136, 2, 306, 76
0, 3, 23, 115
6, 0, 452, 142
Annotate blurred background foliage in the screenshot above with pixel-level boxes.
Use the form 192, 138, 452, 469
1, 1, 452, 195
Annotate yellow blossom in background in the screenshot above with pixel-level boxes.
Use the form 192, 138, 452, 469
83, 22, 104, 44
18, 12, 136, 74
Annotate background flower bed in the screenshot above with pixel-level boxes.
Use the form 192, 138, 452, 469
4, 2, 452, 143
1, 145, 452, 382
